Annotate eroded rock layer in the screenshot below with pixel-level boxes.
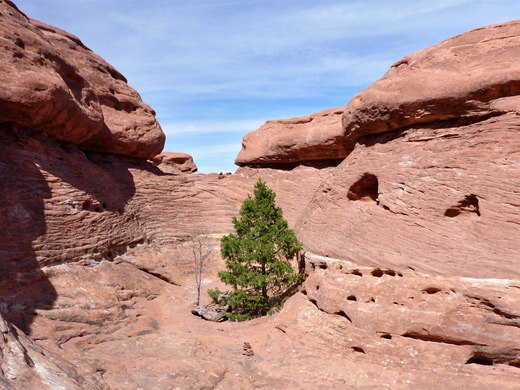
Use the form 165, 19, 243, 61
342, 21, 520, 139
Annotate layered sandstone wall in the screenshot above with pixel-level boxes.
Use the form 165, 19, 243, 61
295, 21, 520, 280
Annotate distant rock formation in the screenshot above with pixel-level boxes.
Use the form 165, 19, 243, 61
156, 152, 198, 174
235, 107, 347, 169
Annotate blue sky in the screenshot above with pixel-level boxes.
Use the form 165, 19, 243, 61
20, 0, 520, 173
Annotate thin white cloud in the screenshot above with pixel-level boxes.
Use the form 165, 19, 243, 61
161, 119, 265, 136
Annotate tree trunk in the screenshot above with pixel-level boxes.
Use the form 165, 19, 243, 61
261, 262, 267, 300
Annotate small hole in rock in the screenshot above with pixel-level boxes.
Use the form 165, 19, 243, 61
347, 295, 357, 301
371, 269, 383, 277
423, 287, 442, 295
370, 298, 375, 303
466, 354, 493, 366
381, 334, 392, 340
351, 346, 365, 354
352, 270, 363, 277
319, 263, 327, 270
347, 173, 379, 202
315, 285, 320, 291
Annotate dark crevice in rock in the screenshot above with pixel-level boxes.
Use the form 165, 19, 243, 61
351, 346, 365, 354
334, 311, 352, 323
133, 266, 180, 286
423, 287, 442, 295
466, 354, 494, 366
370, 268, 396, 277
371, 269, 384, 277
237, 158, 345, 171
465, 349, 520, 369
401, 332, 485, 346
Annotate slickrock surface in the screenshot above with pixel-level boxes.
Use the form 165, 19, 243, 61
156, 152, 198, 174
0, 313, 106, 390
2, 2, 520, 388
235, 107, 347, 168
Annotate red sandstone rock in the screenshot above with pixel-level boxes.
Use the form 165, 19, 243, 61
235, 108, 347, 168
296, 21, 520, 280
0, 1, 103, 143
156, 152, 197, 174
342, 21, 520, 140
0, 0, 164, 159
32, 20, 165, 159
0, 313, 106, 389
2, 5, 520, 389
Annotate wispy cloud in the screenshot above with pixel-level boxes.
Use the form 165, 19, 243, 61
161, 119, 265, 137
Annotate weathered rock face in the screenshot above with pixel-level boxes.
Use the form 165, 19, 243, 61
0, 0, 103, 143
296, 21, 520, 280
156, 152, 197, 174
0, 0, 164, 159
235, 107, 347, 168
30, 21, 165, 159
342, 20, 520, 139
0, 312, 106, 390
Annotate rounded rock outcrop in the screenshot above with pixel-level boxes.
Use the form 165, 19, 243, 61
0, 0, 165, 160
235, 107, 347, 169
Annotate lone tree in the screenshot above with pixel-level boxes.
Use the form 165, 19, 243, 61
209, 179, 301, 321
187, 231, 213, 306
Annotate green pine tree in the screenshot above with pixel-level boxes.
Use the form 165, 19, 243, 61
209, 179, 302, 321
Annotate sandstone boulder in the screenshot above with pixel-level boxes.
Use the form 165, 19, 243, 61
32, 20, 165, 159
0, 0, 103, 143
156, 152, 197, 174
342, 21, 520, 140
0, 0, 164, 159
235, 107, 347, 168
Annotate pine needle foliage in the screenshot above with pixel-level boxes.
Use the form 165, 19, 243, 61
209, 179, 301, 321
